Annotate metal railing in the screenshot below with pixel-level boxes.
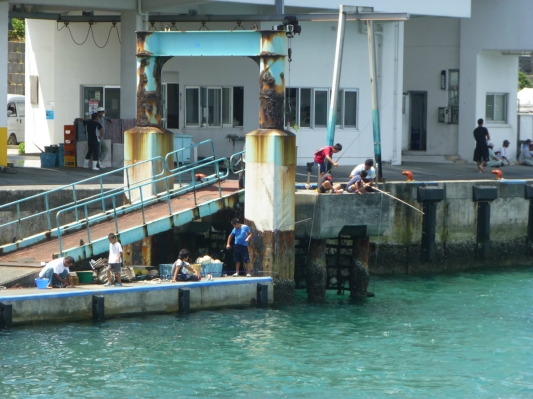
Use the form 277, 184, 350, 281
229, 150, 245, 175
0, 157, 165, 241
54, 140, 229, 253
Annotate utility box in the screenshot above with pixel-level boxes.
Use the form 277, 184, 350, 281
173, 132, 193, 164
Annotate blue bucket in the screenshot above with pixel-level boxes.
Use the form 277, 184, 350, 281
35, 278, 49, 289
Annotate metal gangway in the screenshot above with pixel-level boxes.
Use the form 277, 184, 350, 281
0, 140, 246, 263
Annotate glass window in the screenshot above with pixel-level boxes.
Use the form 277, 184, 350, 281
285, 88, 298, 130
344, 90, 357, 128
222, 88, 231, 126
314, 90, 328, 127
448, 70, 459, 107
300, 89, 311, 128
207, 88, 222, 127
82, 86, 104, 118
486, 93, 507, 123
166, 83, 179, 129
186, 87, 200, 126
16, 102, 24, 117
233, 87, 244, 127
7, 102, 17, 117
104, 88, 120, 119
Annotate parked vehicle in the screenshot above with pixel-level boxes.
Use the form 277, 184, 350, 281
7, 94, 25, 145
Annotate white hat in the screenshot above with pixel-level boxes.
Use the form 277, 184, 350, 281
97, 107, 105, 112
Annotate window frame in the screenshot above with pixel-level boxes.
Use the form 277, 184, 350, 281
80, 85, 120, 119
185, 86, 201, 127
313, 88, 329, 128
342, 89, 358, 129
485, 93, 508, 124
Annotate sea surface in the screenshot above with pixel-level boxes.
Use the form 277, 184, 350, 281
1, 267, 532, 398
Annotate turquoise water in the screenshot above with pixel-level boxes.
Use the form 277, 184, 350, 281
1, 268, 532, 398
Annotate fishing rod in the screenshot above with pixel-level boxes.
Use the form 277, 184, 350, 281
371, 186, 424, 215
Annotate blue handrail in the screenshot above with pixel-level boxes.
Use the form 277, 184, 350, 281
0, 157, 165, 239
229, 150, 246, 174
55, 156, 229, 254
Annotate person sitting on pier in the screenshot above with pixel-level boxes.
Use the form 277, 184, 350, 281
346, 170, 369, 195
226, 218, 253, 277
318, 173, 342, 194
518, 142, 533, 166
485, 143, 504, 168
314, 143, 342, 178
171, 249, 201, 282
38, 256, 74, 289
349, 159, 376, 191
496, 140, 511, 166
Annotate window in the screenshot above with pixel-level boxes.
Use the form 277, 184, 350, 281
185, 86, 243, 127
285, 88, 358, 129
486, 93, 507, 123
82, 86, 120, 119
448, 70, 459, 124
7, 102, 17, 117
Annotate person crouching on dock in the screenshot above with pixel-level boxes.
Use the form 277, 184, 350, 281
171, 249, 201, 282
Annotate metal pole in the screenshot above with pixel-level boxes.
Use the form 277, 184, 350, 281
275, 0, 284, 15
326, 6, 347, 147
367, 20, 383, 180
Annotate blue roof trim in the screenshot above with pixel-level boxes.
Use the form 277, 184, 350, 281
0, 277, 272, 302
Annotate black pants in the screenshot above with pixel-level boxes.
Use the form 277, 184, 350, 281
85, 140, 99, 161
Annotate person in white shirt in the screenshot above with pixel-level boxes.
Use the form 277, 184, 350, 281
495, 140, 511, 166
38, 256, 74, 288
105, 233, 123, 287
349, 159, 377, 191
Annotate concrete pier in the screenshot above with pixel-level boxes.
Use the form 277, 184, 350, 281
0, 277, 272, 326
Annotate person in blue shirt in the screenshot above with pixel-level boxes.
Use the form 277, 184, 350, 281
226, 218, 253, 277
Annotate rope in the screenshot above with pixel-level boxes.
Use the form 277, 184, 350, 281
59, 22, 121, 46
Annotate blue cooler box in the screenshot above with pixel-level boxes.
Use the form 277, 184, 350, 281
159, 264, 173, 279
201, 263, 223, 277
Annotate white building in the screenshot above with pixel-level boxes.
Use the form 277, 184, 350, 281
1, 0, 530, 167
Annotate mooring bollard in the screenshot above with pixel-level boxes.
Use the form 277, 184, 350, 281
178, 288, 190, 313
92, 295, 105, 322
473, 185, 498, 259
0, 301, 12, 329
257, 283, 268, 307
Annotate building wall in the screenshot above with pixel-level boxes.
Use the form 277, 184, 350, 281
403, 17, 461, 156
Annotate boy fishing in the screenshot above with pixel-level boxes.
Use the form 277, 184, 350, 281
314, 143, 342, 178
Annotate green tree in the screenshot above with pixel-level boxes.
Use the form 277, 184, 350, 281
8, 18, 25, 42
519, 71, 532, 90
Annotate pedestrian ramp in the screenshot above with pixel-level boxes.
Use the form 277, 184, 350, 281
0, 140, 245, 276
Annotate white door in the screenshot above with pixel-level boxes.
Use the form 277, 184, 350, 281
7, 101, 21, 144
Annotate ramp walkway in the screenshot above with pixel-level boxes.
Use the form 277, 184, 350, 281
0, 141, 245, 286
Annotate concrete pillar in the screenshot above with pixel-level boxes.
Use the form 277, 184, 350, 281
120, 11, 143, 120
305, 239, 327, 303
350, 237, 370, 299
246, 31, 296, 305
0, 3, 9, 167
124, 35, 173, 203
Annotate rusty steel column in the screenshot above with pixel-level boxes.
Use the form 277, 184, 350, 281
124, 33, 174, 203
306, 239, 327, 303
350, 237, 370, 298
246, 31, 296, 305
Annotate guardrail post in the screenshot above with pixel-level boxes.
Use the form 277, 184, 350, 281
473, 186, 498, 260
0, 301, 13, 329
417, 186, 444, 262
178, 288, 190, 313
92, 295, 105, 321
257, 283, 268, 307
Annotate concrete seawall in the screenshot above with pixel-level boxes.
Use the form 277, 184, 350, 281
295, 179, 533, 274
0, 277, 273, 326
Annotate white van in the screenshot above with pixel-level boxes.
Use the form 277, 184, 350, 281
7, 94, 25, 145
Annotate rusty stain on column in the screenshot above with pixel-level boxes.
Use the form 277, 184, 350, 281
306, 239, 327, 303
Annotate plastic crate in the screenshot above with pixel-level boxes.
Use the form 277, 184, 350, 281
201, 263, 223, 277
58, 143, 64, 167
64, 155, 76, 168
64, 144, 76, 156
40, 152, 57, 168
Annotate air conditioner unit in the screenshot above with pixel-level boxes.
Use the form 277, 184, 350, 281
438, 107, 450, 123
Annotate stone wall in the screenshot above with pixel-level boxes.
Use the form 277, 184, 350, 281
8, 41, 25, 95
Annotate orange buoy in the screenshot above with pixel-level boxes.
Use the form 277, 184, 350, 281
491, 169, 502, 179
195, 173, 206, 182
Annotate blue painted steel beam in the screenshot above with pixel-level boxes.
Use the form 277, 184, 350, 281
138, 31, 287, 57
